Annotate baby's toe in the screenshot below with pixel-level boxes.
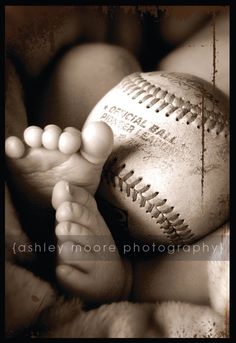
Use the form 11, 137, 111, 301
81, 121, 113, 164
56, 201, 97, 230
23, 126, 43, 148
52, 181, 97, 212
5, 136, 25, 159
58, 127, 81, 154
56, 221, 92, 244
42, 124, 62, 150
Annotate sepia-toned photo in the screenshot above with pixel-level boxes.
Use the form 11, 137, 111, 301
5, 4, 229, 338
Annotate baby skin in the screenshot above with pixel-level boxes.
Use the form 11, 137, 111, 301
5, 121, 224, 307
5, 121, 132, 303
5, 121, 113, 207
52, 180, 132, 303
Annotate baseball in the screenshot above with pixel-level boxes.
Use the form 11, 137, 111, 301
84, 72, 229, 245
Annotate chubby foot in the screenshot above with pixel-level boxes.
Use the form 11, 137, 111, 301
52, 180, 132, 303
5, 121, 113, 207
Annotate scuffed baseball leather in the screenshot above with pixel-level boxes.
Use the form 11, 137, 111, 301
85, 72, 229, 244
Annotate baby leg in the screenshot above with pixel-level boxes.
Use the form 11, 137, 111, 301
37, 43, 141, 130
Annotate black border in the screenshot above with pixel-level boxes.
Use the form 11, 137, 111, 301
2, 1, 234, 341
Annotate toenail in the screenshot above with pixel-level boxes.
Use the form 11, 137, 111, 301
44, 124, 61, 133
65, 181, 73, 196
64, 127, 81, 135
64, 221, 71, 233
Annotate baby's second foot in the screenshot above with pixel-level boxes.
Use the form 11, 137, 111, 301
52, 180, 132, 303
5, 122, 113, 207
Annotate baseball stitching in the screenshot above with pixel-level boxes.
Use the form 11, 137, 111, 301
102, 157, 195, 245
101, 73, 228, 244
119, 73, 228, 137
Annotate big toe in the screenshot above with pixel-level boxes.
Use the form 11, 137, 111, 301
80, 121, 114, 164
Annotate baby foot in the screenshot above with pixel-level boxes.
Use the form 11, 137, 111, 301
5, 122, 113, 207
52, 180, 132, 303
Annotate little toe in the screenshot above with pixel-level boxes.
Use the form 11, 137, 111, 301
23, 126, 43, 148
42, 124, 62, 150
58, 127, 81, 155
80, 121, 114, 164
5, 136, 25, 159
52, 181, 97, 211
